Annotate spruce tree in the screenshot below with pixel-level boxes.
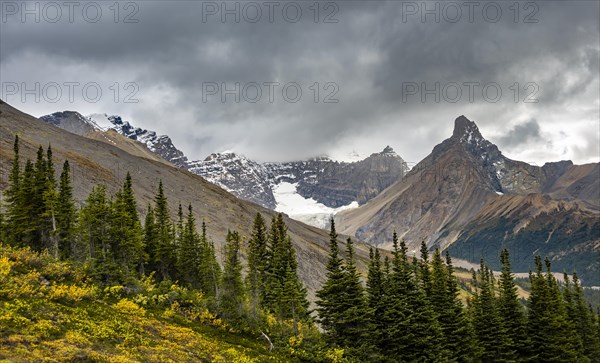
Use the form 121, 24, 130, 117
246, 213, 268, 308
143, 205, 158, 275
198, 220, 220, 298
419, 241, 432, 297
109, 173, 143, 279
429, 249, 474, 361
498, 249, 527, 359
5, 135, 21, 245
19, 160, 37, 248
218, 230, 246, 326
153, 180, 176, 280
177, 204, 200, 288
56, 161, 77, 260
32, 146, 50, 251
315, 218, 347, 345
384, 235, 444, 362
262, 214, 309, 328
366, 247, 385, 354
470, 261, 514, 362
338, 237, 372, 357
526, 256, 578, 362
79, 185, 117, 283
570, 273, 599, 361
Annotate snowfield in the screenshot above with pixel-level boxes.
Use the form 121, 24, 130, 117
273, 182, 359, 229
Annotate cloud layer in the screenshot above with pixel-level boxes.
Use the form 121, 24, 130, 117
1, 1, 598, 165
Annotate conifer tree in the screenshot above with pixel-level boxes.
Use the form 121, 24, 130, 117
177, 204, 200, 288
198, 220, 220, 298
428, 249, 474, 361
262, 214, 309, 327
246, 213, 268, 307
569, 273, 599, 361
497, 249, 527, 359
79, 185, 117, 283
470, 260, 513, 362
315, 218, 346, 345
56, 161, 77, 260
384, 234, 444, 362
32, 146, 50, 250
526, 256, 578, 362
366, 247, 385, 352
19, 160, 37, 248
109, 173, 143, 278
419, 241, 432, 297
143, 205, 158, 275
5, 135, 21, 245
338, 237, 371, 356
219, 230, 245, 326
153, 180, 176, 280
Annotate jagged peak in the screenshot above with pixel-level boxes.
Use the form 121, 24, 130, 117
381, 145, 396, 154
452, 115, 482, 141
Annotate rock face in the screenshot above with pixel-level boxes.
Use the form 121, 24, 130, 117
40, 112, 189, 169
189, 147, 409, 211
267, 147, 408, 208
39, 111, 96, 136
337, 115, 599, 285
188, 152, 277, 209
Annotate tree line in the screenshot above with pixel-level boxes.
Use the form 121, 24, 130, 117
315, 222, 600, 362
1, 135, 599, 362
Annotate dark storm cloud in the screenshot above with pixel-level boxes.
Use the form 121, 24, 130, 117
497, 119, 541, 148
1, 0, 598, 164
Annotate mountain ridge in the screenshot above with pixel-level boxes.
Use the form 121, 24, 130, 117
337, 115, 599, 284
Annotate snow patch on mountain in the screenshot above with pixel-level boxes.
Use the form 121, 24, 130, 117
273, 182, 359, 229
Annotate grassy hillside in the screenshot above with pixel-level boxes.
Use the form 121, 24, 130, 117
0, 244, 340, 363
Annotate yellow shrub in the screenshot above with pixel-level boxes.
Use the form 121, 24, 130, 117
0, 256, 12, 281
326, 348, 346, 363
104, 285, 125, 298
114, 299, 146, 316
288, 333, 303, 347
27, 319, 60, 339
65, 330, 91, 346
13, 271, 45, 298
49, 283, 94, 303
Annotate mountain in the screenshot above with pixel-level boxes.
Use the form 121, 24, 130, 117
40, 111, 190, 169
40, 111, 408, 227
3, 100, 370, 300
337, 116, 599, 284
190, 148, 408, 223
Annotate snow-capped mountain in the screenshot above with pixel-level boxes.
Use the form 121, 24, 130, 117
41, 110, 408, 228
189, 147, 409, 226
40, 112, 189, 169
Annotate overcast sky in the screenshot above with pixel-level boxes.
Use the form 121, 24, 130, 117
1, 0, 598, 165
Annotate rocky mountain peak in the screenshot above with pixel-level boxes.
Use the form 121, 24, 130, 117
381, 145, 396, 155
452, 115, 484, 144
40, 111, 189, 169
